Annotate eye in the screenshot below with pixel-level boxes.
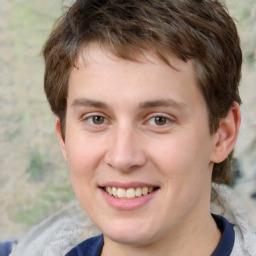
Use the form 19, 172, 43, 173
80, 113, 110, 131
154, 116, 168, 125
148, 116, 170, 126
87, 115, 106, 125
83, 115, 107, 125
92, 116, 105, 125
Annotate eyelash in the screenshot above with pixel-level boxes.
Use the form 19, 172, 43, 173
146, 114, 174, 127
81, 114, 108, 126
80, 113, 175, 131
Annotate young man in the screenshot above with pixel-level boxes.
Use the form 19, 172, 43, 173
9, 0, 256, 255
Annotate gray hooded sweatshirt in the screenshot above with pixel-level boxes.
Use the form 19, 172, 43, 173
10, 184, 256, 256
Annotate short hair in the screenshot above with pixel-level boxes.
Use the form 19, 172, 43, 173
42, 0, 242, 186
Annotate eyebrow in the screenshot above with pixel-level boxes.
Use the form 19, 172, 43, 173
71, 98, 188, 110
139, 99, 188, 110
71, 98, 108, 108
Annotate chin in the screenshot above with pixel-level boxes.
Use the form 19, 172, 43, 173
107, 232, 152, 246
101, 221, 159, 246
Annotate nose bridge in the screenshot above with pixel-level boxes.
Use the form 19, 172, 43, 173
105, 123, 146, 171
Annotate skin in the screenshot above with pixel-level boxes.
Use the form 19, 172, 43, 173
56, 43, 240, 256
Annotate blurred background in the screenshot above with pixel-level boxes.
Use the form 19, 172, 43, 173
0, 0, 255, 240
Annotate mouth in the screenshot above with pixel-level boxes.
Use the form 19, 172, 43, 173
102, 186, 159, 199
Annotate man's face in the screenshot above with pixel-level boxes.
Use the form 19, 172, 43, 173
57, 43, 219, 246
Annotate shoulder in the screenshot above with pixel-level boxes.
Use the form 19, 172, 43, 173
10, 202, 101, 256
66, 235, 104, 256
211, 184, 256, 256
232, 218, 256, 255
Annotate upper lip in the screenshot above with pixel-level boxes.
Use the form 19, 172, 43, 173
99, 181, 159, 189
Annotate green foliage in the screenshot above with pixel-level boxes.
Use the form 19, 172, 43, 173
12, 177, 75, 227
26, 149, 48, 181
245, 52, 255, 67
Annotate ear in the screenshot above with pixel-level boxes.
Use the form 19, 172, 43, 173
210, 102, 241, 163
55, 118, 68, 161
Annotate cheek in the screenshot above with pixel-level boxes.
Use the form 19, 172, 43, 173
149, 132, 212, 183
65, 135, 103, 174
152, 135, 213, 215
64, 136, 102, 208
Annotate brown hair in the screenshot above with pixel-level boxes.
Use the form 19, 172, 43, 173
42, 0, 242, 186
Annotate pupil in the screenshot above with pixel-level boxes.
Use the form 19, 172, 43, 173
93, 116, 104, 124
155, 117, 166, 125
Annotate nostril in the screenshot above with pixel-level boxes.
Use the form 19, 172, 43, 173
104, 134, 147, 171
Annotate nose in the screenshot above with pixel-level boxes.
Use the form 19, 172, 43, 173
104, 125, 147, 172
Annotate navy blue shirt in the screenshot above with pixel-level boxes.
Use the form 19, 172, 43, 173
0, 240, 17, 256
66, 214, 235, 256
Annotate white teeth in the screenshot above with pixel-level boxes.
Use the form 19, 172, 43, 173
112, 187, 117, 196
142, 187, 148, 195
104, 186, 156, 199
126, 188, 135, 199
106, 187, 112, 194
135, 187, 142, 197
117, 188, 126, 198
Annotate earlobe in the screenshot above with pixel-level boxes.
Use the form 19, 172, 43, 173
210, 102, 241, 163
55, 119, 67, 161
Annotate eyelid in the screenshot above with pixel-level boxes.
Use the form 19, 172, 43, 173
81, 112, 103, 119
88, 116, 107, 125
144, 113, 175, 128
146, 113, 175, 122
81, 112, 110, 125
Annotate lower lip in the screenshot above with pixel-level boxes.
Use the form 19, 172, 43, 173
100, 188, 158, 210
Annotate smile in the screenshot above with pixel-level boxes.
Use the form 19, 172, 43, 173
103, 186, 158, 199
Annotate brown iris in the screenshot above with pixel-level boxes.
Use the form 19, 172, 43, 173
92, 116, 105, 124
154, 117, 167, 125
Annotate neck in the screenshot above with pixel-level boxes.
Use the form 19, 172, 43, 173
102, 212, 221, 256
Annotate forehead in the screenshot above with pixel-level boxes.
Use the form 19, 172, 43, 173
75, 43, 193, 74
68, 43, 206, 111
